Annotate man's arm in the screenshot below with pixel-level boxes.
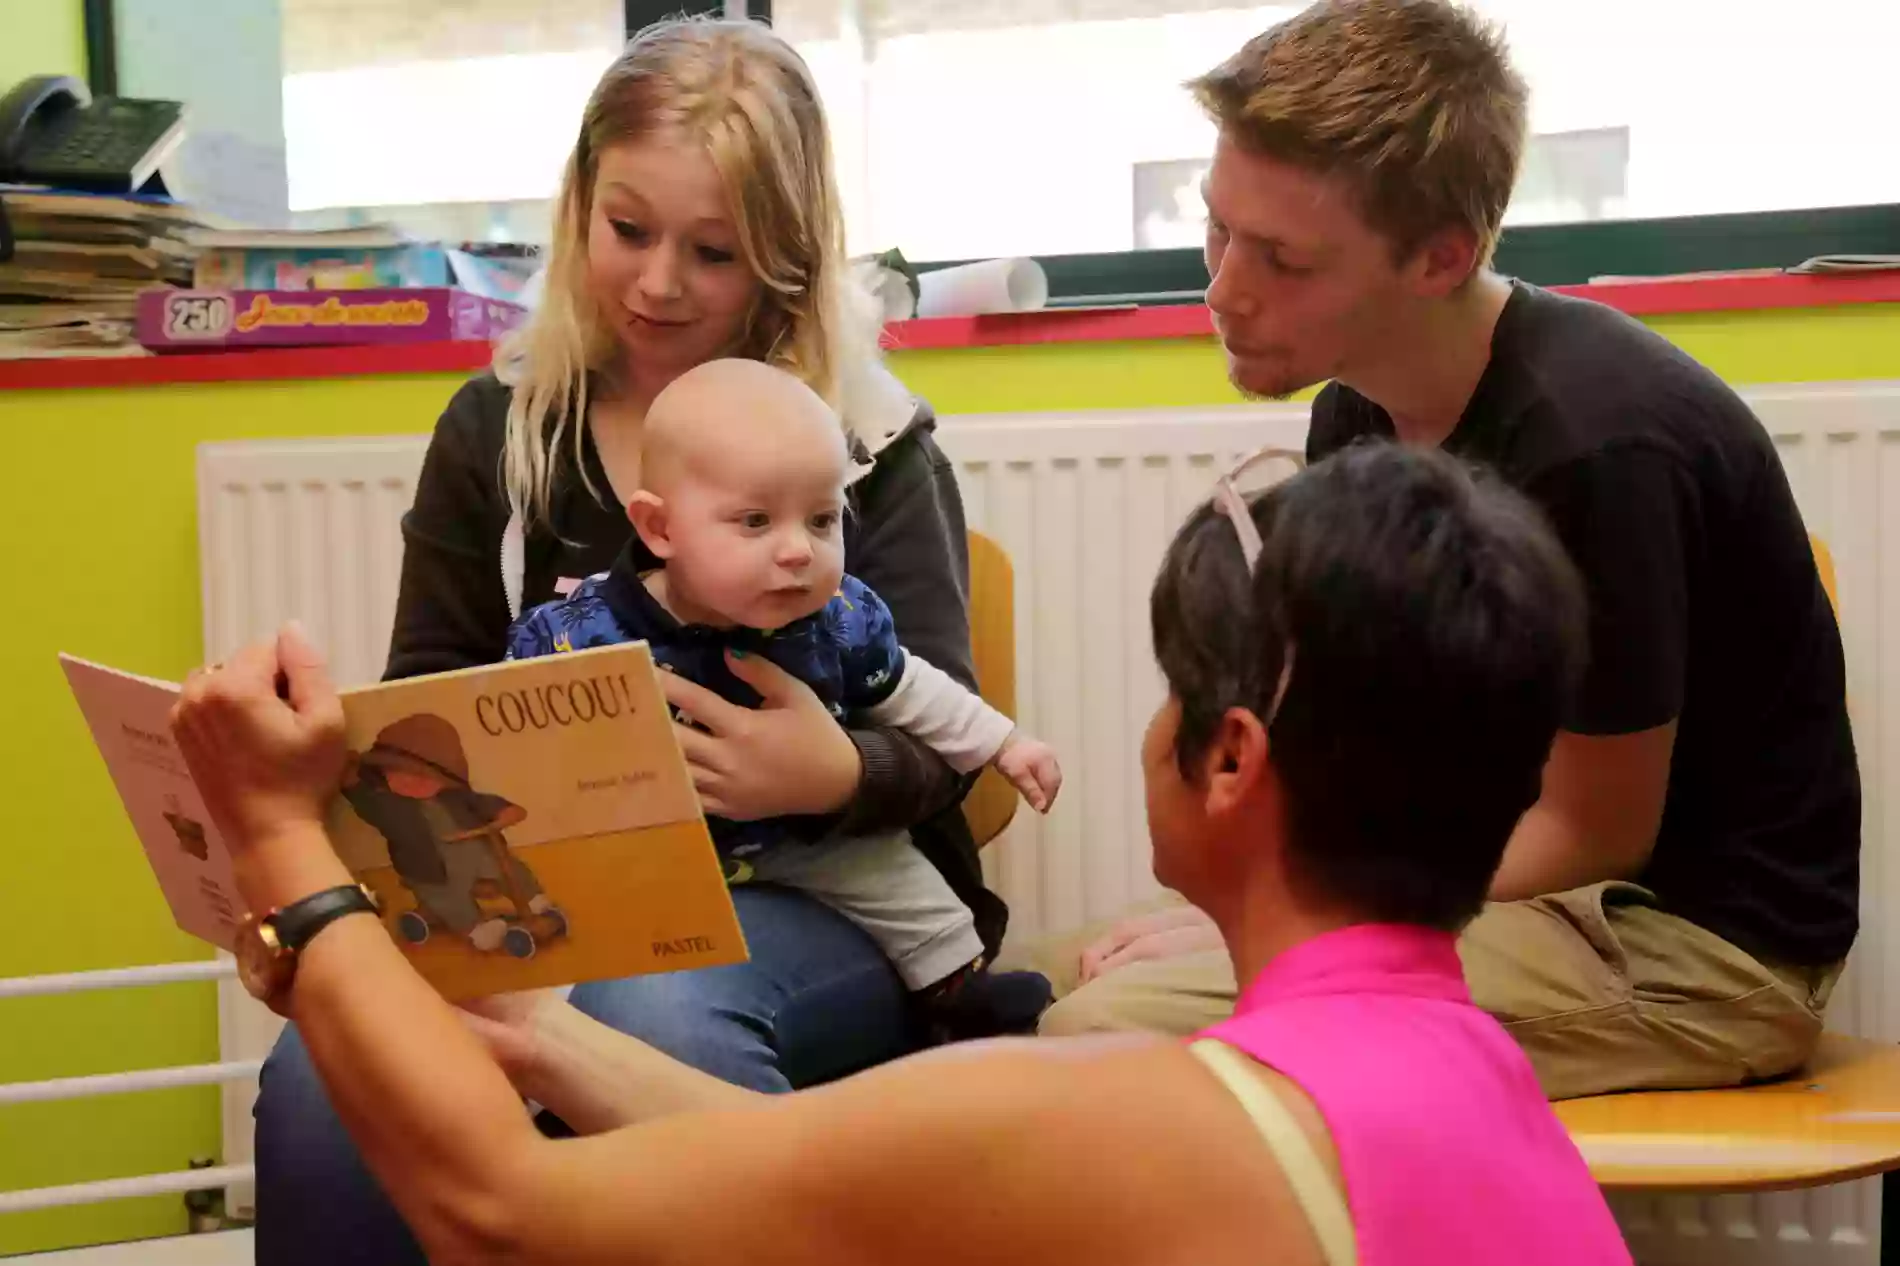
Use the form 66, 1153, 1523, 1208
1488, 723, 1676, 902
1492, 442, 1696, 902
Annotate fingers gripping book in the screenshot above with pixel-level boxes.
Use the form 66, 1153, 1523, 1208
60, 642, 747, 1002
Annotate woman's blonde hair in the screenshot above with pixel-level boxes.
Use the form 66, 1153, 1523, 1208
495, 16, 888, 530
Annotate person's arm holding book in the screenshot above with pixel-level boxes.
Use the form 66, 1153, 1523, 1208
172, 627, 765, 1251
169, 625, 1291, 1266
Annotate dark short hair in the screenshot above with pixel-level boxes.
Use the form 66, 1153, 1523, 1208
1151, 441, 1585, 930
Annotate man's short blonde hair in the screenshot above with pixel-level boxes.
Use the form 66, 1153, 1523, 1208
1191, 0, 1528, 266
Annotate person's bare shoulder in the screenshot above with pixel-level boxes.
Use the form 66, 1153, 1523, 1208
529, 1033, 1335, 1266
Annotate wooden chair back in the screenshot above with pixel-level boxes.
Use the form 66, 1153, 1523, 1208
963, 531, 1019, 848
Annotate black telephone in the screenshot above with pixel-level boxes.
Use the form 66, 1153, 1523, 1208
0, 74, 186, 194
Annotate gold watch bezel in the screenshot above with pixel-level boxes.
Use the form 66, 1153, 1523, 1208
234, 911, 295, 1010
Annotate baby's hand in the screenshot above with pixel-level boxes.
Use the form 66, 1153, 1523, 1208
995, 733, 1062, 814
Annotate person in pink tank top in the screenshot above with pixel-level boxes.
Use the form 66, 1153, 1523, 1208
1140, 441, 1629, 1266
165, 442, 1629, 1265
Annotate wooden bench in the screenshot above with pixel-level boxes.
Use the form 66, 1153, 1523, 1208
1554, 1035, 1900, 1262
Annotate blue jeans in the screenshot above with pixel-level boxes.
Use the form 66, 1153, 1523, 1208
250, 884, 915, 1266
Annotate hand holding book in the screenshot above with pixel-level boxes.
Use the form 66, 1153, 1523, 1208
62, 620, 746, 1001
170, 621, 350, 863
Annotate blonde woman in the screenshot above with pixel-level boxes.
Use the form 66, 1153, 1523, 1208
249, 20, 1025, 1265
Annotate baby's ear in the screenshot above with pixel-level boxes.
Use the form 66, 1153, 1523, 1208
626, 490, 672, 558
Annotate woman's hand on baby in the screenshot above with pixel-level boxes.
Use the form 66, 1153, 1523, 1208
995, 734, 1062, 813
170, 621, 349, 852
661, 651, 863, 820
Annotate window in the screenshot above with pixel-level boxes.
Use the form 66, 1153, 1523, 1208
119, 0, 1900, 279
1511, 129, 1629, 227
774, 0, 1900, 264
1135, 125, 1630, 253
779, 0, 1302, 260
1133, 158, 1211, 251
280, 0, 630, 240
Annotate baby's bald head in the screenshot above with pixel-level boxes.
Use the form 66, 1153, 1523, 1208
628, 359, 852, 630
641, 359, 849, 496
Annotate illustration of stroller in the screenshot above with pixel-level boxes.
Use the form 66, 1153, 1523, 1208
340, 711, 571, 961
393, 820, 569, 960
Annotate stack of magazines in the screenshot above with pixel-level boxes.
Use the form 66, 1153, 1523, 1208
0, 186, 218, 359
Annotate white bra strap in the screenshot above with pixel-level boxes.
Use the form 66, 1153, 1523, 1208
1186, 1039, 1359, 1266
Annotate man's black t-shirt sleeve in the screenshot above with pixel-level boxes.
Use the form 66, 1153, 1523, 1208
1527, 442, 1697, 736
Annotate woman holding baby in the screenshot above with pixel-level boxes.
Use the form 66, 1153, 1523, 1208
249, 18, 1021, 1263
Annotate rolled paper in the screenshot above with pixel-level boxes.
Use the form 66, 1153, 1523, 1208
915, 256, 1049, 318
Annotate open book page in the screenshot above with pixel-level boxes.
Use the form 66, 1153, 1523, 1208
59, 656, 246, 950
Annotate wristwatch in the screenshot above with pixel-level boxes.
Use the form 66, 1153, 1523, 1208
234, 883, 380, 1013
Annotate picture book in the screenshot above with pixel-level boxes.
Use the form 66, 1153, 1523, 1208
59, 642, 747, 1002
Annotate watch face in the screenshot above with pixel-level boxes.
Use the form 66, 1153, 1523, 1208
235, 914, 291, 1004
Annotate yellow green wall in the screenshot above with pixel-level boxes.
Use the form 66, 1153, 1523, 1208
891, 301, 1900, 412
2, 301, 1897, 1255
0, 373, 469, 1256
0, 0, 88, 92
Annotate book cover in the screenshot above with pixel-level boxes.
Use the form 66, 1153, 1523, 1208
60, 642, 747, 1002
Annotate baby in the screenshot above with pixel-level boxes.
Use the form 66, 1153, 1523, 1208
506, 358, 1062, 1039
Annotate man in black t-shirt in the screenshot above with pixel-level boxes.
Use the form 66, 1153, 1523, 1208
1025, 0, 1860, 1099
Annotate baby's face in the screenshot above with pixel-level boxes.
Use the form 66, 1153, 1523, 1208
659, 432, 847, 630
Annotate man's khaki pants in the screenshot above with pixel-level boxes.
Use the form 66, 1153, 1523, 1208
1010, 881, 1842, 1101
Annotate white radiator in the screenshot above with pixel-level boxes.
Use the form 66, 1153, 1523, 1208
194, 435, 430, 1221
939, 407, 1310, 941
196, 384, 1898, 1260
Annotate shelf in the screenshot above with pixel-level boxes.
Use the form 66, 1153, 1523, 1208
6, 270, 1898, 392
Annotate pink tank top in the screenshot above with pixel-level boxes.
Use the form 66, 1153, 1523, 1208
1199, 923, 1631, 1266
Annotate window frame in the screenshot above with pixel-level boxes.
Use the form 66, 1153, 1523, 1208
956, 202, 1900, 308
625, 1, 1900, 307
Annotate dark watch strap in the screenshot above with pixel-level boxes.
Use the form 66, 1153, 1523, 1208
268, 884, 378, 953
